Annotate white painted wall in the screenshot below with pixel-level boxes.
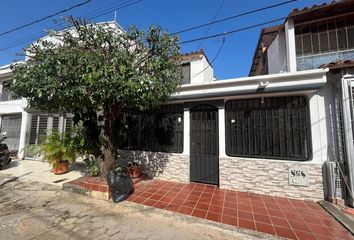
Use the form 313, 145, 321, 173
188, 55, 213, 85
0, 67, 28, 116
0, 99, 28, 115
267, 32, 287, 74
307, 82, 333, 164
203, 57, 213, 83
285, 18, 297, 72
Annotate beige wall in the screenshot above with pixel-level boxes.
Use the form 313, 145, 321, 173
219, 157, 324, 201
119, 150, 190, 183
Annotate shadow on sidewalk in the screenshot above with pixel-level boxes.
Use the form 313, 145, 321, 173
0, 172, 32, 187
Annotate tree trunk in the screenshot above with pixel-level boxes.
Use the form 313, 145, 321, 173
101, 103, 122, 177
101, 142, 116, 177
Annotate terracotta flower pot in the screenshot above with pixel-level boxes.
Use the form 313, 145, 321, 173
129, 165, 141, 179
52, 161, 69, 175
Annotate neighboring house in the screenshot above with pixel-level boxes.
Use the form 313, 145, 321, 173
249, 0, 354, 205
0, 64, 74, 159
1, 1, 353, 205
0, 65, 27, 157
0, 21, 122, 159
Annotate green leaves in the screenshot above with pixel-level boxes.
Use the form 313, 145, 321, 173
26, 130, 78, 168
11, 17, 182, 171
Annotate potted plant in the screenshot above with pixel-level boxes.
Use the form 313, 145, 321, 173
28, 130, 77, 175
128, 160, 141, 178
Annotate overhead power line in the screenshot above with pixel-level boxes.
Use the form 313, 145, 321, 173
55, 0, 139, 29
172, 0, 297, 35
180, 17, 286, 45
85, 0, 143, 20
196, 0, 225, 50
0, 0, 93, 37
77, 0, 133, 19
0, 0, 293, 53
0, 0, 142, 52
192, 37, 226, 79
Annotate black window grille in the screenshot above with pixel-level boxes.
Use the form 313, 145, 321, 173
119, 104, 184, 153
225, 97, 312, 161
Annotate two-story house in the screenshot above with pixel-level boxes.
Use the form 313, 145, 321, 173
249, 0, 354, 206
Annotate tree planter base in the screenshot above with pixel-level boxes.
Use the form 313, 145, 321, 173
52, 161, 69, 175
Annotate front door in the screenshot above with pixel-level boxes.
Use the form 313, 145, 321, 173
190, 105, 219, 185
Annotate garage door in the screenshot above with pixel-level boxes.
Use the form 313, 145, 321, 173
0, 115, 22, 156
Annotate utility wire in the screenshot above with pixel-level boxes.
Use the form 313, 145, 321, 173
55, 0, 138, 29
86, 0, 142, 20
171, 0, 297, 35
0, 0, 292, 52
196, 0, 225, 50
0, 0, 93, 37
0, 0, 142, 52
77, 0, 133, 19
191, 37, 226, 79
180, 17, 286, 45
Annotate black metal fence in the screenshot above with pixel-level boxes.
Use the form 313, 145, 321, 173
225, 96, 312, 161
119, 104, 184, 153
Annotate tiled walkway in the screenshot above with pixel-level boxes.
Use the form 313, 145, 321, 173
127, 180, 353, 240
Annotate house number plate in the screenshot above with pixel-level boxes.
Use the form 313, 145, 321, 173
288, 168, 308, 186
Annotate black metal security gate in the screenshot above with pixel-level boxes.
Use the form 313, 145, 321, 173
190, 105, 219, 185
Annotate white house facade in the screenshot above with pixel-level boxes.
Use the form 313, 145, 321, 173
1, 1, 354, 205
117, 49, 330, 202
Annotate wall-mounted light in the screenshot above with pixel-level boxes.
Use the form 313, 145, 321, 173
259, 81, 269, 88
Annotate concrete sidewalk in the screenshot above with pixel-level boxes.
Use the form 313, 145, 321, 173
0, 159, 86, 186
0, 174, 275, 240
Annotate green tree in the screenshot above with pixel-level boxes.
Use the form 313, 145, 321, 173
11, 18, 181, 176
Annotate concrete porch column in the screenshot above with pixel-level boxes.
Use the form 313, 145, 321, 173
18, 111, 28, 159
218, 106, 226, 158
285, 18, 297, 72
182, 108, 190, 156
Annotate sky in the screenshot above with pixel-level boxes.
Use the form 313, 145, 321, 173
0, 0, 330, 79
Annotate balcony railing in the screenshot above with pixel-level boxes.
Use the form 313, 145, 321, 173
297, 49, 354, 71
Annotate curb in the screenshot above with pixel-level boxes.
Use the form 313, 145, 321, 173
318, 200, 354, 236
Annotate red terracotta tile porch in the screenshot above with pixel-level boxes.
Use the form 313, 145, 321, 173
128, 180, 353, 240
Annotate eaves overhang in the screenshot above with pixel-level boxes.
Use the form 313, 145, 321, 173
171, 69, 328, 101
0, 66, 12, 81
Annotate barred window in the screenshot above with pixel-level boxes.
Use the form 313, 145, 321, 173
181, 63, 191, 85
225, 97, 312, 161
119, 104, 184, 153
295, 15, 354, 70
